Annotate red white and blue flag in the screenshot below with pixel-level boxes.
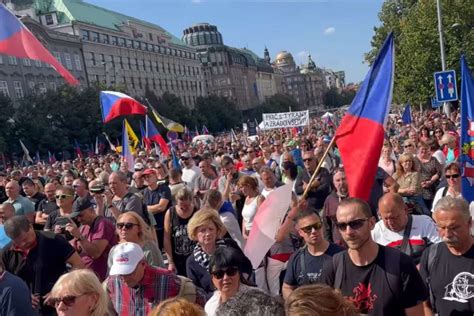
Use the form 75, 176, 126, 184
99, 91, 147, 123
0, 4, 79, 85
74, 139, 82, 158
335, 33, 394, 201
460, 55, 474, 203
145, 115, 170, 156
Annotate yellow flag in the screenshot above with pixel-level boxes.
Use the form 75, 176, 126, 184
124, 119, 139, 152
151, 108, 185, 133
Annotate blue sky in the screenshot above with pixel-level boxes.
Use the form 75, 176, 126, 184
87, 0, 384, 83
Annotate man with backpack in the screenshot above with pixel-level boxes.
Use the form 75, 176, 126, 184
419, 196, 473, 315
282, 208, 344, 299
322, 198, 427, 316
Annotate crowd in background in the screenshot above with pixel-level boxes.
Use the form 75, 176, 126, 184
0, 109, 472, 316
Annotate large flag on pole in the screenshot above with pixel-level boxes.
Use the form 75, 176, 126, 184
145, 115, 170, 156
402, 103, 412, 125
335, 33, 394, 201
124, 119, 139, 152
0, 4, 79, 85
100, 91, 147, 123
460, 55, 474, 203
122, 120, 135, 172
150, 108, 185, 133
19, 140, 33, 163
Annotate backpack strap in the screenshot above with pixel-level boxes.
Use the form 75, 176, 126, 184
442, 186, 449, 197
333, 251, 345, 289
400, 215, 413, 255
426, 243, 441, 313
299, 247, 309, 285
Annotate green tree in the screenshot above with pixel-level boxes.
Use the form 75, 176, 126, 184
194, 95, 240, 132
243, 94, 299, 121
367, 0, 474, 105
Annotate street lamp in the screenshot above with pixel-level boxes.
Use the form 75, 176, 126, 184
436, 0, 450, 116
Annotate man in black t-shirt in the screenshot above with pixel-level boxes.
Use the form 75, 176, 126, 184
322, 198, 427, 316
142, 169, 171, 250
419, 196, 473, 315
35, 183, 58, 230
282, 209, 343, 299
1, 216, 84, 315
21, 178, 46, 212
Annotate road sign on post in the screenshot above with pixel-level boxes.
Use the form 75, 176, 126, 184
434, 70, 458, 102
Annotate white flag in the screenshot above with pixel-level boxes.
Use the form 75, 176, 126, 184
19, 139, 33, 163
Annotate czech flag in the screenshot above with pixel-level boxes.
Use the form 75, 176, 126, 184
335, 33, 394, 201
99, 91, 147, 123
0, 4, 79, 85
74, 139, 82, 158
460, 55, 474, 203
145, 115, 170, 156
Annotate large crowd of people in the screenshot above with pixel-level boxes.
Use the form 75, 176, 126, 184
0, 110, 472, 316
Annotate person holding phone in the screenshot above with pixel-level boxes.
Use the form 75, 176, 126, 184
44, 186, 75, 238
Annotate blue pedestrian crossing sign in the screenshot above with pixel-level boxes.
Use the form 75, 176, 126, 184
434, 70, 458, 102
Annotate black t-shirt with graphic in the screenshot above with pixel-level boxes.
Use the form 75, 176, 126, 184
419, 243, 474, 315
284, 243, 343, 286
322, 245, 428, 316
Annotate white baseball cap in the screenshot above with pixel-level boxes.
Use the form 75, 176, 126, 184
109, 242, 144, 276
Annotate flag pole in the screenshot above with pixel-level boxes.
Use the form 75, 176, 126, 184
302, 135, 337, 199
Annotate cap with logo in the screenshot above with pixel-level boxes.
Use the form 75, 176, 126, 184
109, 242, 145, 276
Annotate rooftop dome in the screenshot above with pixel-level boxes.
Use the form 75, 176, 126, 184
182, 23, 224, 47
275, 51, 293, 62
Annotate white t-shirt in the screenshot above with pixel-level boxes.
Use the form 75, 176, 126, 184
371, 214, 441, 247
431, 187, 462, 213
181, 165, 201, 191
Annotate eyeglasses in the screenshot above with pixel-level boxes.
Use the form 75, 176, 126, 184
48, 294, 85, 307
446, 174, 460, 179
247, 150, 254, 153
181, 157, 189, 161
303, 158, 313, 162
211, 266, 239, 279
335, 218, 369, 231
300, 222, 323, 234
116, 222, 139, 230
72, 185, 80, 189
55, 194, 73, 200
404, 144, 413, 148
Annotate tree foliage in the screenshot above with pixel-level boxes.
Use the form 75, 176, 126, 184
367, 0, 473, 105
324, 88, 356, 108
242, 94, 300, 121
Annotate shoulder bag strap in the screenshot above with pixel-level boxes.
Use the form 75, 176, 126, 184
400, 215, 413, 254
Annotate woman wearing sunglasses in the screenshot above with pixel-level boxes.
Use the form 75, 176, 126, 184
44, 186, 75, 236
205, 245, 255, 316
431, 163, 462, 213
48, 269, 110, 316
107, 211, 163, 269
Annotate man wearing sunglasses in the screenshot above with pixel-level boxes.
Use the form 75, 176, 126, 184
282, 208, 343, 299
67, 197, 117, 282
180, 152, 201, 191
322, 198, 428, 316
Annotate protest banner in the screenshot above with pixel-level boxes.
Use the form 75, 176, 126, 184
262, 110, 309, 130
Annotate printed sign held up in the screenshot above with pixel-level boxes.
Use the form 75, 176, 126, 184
262, 110, 309, 130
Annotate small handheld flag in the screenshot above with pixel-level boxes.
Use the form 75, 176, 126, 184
124, 119, 139, 152
145, 115, 170, 156
122, 120, 135, 172
402, 103, 412, 125
19, 139, 33, 163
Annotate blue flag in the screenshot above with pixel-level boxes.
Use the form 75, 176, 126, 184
460, 55, 474, 203
402, 103, 412, 124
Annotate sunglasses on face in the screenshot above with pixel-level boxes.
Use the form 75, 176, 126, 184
116, 222, 139, 230
300, 222, 323, 234
48, 294, 84, 307
181, 157, 189, 161
446, 174, 460, 179
335, 218, 369, 231
303, 158, 313, 162
211, 266, 239, 279
404, 144, 413, 148
55, 194, 72, 200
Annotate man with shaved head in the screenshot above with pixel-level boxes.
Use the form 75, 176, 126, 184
0, 203, 15, 248
4, 181, 35, 223
372, 193, 440, 265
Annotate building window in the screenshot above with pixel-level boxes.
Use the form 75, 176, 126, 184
91, 32, 99, 42
35, 59, 42, 67
52, 52, 61, 64
133, 41, 140, 49
64, 53, 72, 70
13, 81, 23, 98
8, 56, 17, 65
74, 54, 82, 70
28, 81, 35, 91
111, 36, 118, 45
118, 37, 125, 47
38, 82, 47, 94
101, 34, 109, 44
81, 30, 90, 41
44, 14, 54, 25
90, 52, 96, 66
0, 81, 9, 97
22, 58, 31, 66
49, 82, 57, 91
126, 39, 132, 48
135, 58, 139, 70
149, 33, 153, 41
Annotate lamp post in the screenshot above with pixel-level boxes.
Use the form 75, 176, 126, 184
436, 0, 450, 116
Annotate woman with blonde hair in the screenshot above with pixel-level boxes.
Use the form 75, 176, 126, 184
149, 297, 204, 316
186, 208, 240, 298
237, 175, 264, 239
285, 284, 358, 316
394, 153, 429, 215
48, 269, 110, 316
107, 211, 163, 269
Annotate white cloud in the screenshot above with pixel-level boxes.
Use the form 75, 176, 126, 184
324, 27, 335, 35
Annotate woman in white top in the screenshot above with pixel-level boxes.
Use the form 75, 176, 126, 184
237, 175, 265, 239
432, 163, 462, 213
378, 142, 396, 176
